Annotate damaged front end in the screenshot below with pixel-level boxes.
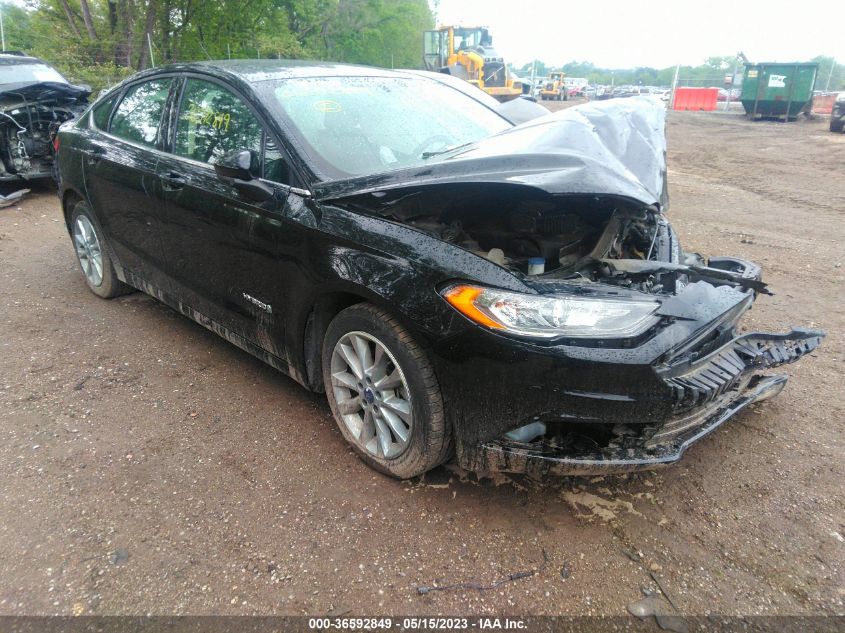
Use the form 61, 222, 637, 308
316, 97, 824, 475
0, 82, 89, 182
454, 223, 824, 476
476, 326, 823, 477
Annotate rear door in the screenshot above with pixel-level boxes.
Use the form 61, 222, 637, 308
81, 76, 175, 287
154, 75, 297, 355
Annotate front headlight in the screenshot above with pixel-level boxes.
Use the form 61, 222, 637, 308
442, 284, 660, 339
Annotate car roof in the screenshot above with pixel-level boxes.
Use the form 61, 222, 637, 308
163, 59, 409, 84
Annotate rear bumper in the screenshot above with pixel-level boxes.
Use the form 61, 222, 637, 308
462, 328, 823, 477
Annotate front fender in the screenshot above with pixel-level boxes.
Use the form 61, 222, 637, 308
310, 203, 531, 336
283, 203, 531, 391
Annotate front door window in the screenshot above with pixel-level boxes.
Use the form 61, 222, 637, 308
173, 78, 263, 177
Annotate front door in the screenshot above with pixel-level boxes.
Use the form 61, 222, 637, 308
155, 76, 293, 356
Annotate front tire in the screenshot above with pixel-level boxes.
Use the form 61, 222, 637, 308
831, 118, 844, 133
322, 304, 451, 479
70, 201, 130, 299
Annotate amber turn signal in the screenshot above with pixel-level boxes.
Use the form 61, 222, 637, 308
442, 285, 504, 330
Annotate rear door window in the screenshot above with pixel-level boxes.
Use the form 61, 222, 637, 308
109, 78, 172, 148
92, 95, 118, 130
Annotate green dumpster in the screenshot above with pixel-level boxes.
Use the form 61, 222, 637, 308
741, 62, 818, 120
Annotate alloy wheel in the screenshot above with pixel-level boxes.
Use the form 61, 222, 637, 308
72, 215, 103, 287
330, 331, 413, 459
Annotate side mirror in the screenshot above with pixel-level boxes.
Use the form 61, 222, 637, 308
214, 149, 256, 181
230, 178, 275, 203
214, 149, 274, 203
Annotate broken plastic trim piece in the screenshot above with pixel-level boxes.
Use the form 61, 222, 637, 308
0, 188, 30, 208
504, 421, 547, 443
599, 258, 771, 294
750, 374, 786, 402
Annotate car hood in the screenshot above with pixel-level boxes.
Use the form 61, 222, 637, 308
314, 96, 668, 208
0, 81, 90, 106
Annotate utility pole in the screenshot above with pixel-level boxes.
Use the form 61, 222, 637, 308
725, 58, 739, 110
670, 63, 681, 110
1, 8, 6, 52
147, 33, 155, 67
825, 59, 836, 91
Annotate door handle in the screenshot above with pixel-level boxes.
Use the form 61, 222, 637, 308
160, 171, 187, 191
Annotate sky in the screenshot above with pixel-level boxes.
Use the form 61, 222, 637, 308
436, 0, 843, 69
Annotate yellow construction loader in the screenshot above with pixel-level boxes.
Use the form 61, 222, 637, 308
423, 26, 522, 102
539, 71, 568, 101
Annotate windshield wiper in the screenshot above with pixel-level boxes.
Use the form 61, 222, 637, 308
421, 141, 476, 159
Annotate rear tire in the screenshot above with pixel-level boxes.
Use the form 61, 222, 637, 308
831, 118, 844, 133
70, 201, 130, 299
322, 303, 452, 479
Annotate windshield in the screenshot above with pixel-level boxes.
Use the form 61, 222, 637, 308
0, 62, 67, 85
259, 76, 511, 180
454, 28, 485, 50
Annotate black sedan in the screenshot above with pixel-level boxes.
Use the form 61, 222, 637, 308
55, 61, 823, 478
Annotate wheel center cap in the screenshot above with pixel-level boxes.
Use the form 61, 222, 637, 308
363, 388, 375, 404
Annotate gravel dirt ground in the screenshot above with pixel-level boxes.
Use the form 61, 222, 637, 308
0, 106, 843, 619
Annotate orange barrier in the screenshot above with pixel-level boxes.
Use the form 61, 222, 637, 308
673, 87, 719, 111
812, 94, 835, 115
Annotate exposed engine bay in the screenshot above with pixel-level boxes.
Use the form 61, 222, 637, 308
345, 185, 768, 296
0, 82, 89, 181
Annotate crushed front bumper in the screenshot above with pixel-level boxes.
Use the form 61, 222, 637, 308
469, 328, 824, 477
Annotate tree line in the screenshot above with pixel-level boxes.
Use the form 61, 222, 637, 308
517, 55, 845, 90
1, 0, 433, 90
3, 2, 841, 94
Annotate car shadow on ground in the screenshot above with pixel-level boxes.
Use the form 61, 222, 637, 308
1, 178, 55, 194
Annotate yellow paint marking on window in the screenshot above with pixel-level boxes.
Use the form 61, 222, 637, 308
314, 100, 341, 113
185, 103, 232, 131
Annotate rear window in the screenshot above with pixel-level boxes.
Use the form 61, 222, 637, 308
258, 76, 511, 179
109, 78, 172, 148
